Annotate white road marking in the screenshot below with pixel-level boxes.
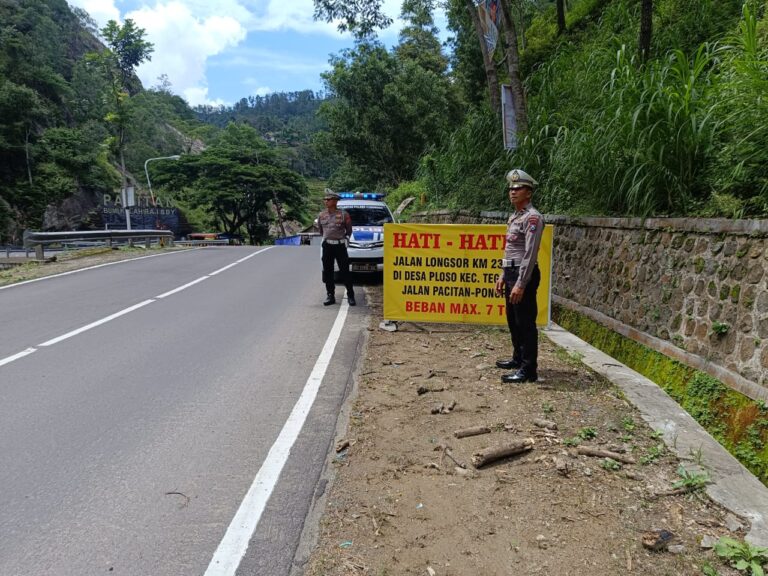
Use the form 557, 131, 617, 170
0, 347, 37, 367
235, 247, 272, 264
208, 263, 238, 276
38, 300, 156, 347
210, 247, 272, 275
0, 249, 197, 291
156, 276, 209, 299
204, 299, 350, 576
2, 247, 271, 358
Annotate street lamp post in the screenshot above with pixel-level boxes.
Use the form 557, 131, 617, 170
144, 155, 181, 210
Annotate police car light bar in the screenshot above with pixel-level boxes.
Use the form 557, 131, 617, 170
338, 192, 385, 200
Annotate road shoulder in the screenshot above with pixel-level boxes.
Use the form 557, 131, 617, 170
301, 285, 755, 576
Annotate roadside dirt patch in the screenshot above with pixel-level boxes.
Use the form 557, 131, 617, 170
303, 286, 744, 576
0, 246, 187, 287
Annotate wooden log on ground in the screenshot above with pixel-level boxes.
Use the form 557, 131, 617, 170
576, 445, 636, 464
454, 426, 492, 439
440, 399, 457, 414
472, 438, 534, 468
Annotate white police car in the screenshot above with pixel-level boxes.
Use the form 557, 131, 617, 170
337, 192, 394, 274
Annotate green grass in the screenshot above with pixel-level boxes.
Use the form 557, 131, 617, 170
554, 304, 768, 484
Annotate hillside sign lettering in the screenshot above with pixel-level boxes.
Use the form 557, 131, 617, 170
101, 193, 180, 233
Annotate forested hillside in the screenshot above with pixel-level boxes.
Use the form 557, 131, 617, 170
0, 0, 312, 244
313, 0, 768, 220
193, 91, 339, 179
2, 0, 765, 244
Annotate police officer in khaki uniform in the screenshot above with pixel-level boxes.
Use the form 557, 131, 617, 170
494, 169, 543, 383
317, 190, 356, 306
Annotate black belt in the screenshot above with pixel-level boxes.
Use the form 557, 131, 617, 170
323, 239, 345, 245
503, 262, 538, 270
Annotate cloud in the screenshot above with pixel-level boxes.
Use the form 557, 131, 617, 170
67, 0, 248, 106
67, 0, 120, 27
183, 86, 228, 108
249, 0, 407, 38
65, 0, 446, 106
125, 2, 247, 107
214, 47, 328, 74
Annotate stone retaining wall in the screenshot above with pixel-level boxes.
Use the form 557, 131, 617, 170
408, 210, 768, 396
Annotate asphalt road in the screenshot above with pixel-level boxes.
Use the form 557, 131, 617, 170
0, 246, 367, 576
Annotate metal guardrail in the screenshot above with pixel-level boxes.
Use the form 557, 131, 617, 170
23, 229, 174, 260
174, 239, 230, 247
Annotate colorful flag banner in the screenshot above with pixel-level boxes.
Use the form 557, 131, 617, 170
477, 0, 501, 54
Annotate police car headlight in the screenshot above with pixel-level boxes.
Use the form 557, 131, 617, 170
349, 241, 383, 249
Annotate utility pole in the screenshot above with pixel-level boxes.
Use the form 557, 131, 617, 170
272, 192, 287, 238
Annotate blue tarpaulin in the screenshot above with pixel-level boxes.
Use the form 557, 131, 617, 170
275, 235, 301, 246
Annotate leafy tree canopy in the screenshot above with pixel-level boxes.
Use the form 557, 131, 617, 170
151, 123, 310, 244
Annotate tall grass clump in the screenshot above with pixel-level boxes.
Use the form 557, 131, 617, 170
705, 2, 768, 216
419, 0, 765, 218
593, 43, 722, 215
417, 106, 507, 211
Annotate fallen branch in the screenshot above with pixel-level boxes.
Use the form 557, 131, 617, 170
472, 438, 534, 468
417, 385, 429, 395
444, 447, 467, 469
417, 385, 447, 395
435, 443, 467, 469
650, 485, 702, 499
454, 426, 490, 439
576, 445, 636, 464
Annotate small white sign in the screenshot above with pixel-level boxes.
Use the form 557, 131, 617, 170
501, 85, 518, 150
121, 186, 136, 207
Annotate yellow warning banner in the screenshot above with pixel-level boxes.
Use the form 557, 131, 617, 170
383, 223, 553, 326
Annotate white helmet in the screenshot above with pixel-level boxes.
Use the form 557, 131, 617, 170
506, 169, 538, 189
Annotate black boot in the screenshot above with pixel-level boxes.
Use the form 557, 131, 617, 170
495, 358, 522, 370
323, 293, 336, 306
347, 291, 356, 306
501, 369, 538, 383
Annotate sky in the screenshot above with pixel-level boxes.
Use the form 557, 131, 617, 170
66, 0, 448, 108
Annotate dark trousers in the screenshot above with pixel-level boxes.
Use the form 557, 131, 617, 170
504, 265, 541, 375
322, 242, 354, 296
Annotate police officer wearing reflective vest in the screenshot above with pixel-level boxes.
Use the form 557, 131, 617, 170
494, 169, 543, 383
318, 190, 356, 306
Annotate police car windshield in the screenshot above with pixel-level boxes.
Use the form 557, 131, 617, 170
344, 207, 393, 226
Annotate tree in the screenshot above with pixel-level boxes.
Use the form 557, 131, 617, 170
313, 0, 392, 39
320, 42, 461, 187
396, 0, 448, 75
464, 0, 501, 114
87, 19, 154, 204
639, 0, 653, 61
445, 0, 487, 107
151, 123, 309, 244
499, 0, 528, 132
556, 0, 566, 35
100, 20, 154, 91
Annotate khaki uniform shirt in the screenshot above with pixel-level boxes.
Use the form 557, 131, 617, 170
318, 208, 352, 240
502, 202, 543, 289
